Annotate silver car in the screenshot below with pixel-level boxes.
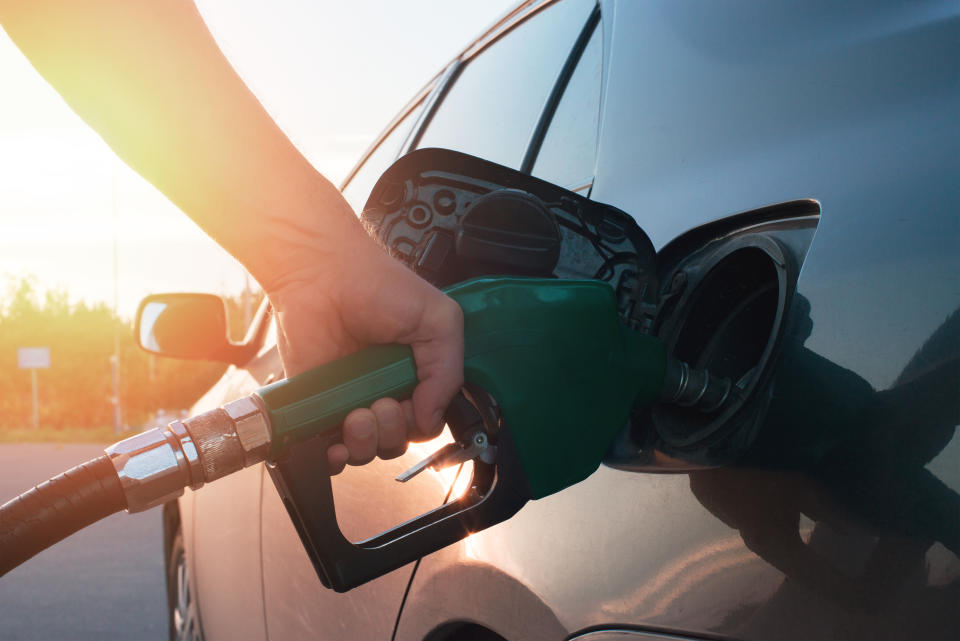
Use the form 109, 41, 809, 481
156, 1, 960, 639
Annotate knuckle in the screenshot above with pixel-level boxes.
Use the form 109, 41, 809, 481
345, 406, 374, 425
371, 398, 402, 425
444, 298, 464, 325
401, 401, 417, 428
345, 411, 377, 442
429, 295, 462, 330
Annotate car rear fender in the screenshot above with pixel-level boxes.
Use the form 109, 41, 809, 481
396, 558, 566, 641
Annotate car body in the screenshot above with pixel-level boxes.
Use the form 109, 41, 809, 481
164, 1, 960, 639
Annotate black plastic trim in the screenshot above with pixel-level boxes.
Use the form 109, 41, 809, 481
520, 5, 601, 174
407, 61, 465, 152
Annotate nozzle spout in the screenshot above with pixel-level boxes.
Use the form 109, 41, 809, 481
660, 357, 733, 414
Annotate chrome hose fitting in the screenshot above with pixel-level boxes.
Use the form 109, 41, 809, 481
105, 395, 273, 512
104, 422, 204, 513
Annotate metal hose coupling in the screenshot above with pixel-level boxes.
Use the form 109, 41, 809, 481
105, 395, 272, 512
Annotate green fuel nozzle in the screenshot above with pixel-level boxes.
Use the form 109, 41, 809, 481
99, 276, 722, 591
259, 277, 667, 498
258, 276, 671, 591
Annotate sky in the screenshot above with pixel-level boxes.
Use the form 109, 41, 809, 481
0, 0, 516, 317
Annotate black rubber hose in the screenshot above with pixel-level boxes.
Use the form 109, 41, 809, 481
0, 455, 125, 576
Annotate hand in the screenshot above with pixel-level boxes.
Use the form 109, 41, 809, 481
266, 223, 464, 474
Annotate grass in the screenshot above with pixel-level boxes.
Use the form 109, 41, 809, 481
0, 426, 137, 444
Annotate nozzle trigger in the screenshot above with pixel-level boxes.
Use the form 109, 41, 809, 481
396, 431, 495, 482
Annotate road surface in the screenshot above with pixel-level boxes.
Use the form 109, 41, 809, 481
0, 443, 166, 641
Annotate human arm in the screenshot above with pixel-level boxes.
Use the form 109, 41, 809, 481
0, 0, 463, 471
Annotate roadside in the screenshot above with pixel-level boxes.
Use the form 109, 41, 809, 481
0, 443, 166, 641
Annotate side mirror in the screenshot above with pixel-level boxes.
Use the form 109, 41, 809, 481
135, 293, 255, 364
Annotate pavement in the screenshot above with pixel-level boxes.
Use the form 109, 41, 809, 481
0, 443, 166, 641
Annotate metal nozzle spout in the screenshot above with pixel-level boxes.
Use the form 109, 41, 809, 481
659, 358, 733, 414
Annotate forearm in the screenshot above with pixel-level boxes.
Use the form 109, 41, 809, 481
0, 0, 359, 289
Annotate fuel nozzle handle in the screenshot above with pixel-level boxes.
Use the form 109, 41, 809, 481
106, 344, 419, 512
105, 276, 674, 513
104, 302, 731, 514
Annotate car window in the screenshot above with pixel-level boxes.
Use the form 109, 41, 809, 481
341, 99, 427, 212
415, 0, 595, 170
531, 22, 601, 189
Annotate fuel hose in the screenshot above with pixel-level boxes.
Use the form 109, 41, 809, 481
0, 399, 272, 577
0, 455, 125, 576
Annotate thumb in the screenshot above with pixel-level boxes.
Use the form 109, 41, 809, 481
409, 301, 464, 436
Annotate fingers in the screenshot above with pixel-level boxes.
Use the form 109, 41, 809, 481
400, 400, 423, 441
271, 239, 465, 475
371, 398, 407, 459
343, 408, 377, 466
411, 298, 464, 437
331, 398, 413, 474
326, 443, 349, 475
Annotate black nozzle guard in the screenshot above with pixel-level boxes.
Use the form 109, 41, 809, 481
267, 389, 530, 592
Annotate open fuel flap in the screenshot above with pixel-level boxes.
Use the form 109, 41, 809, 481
360, 148, 661, 331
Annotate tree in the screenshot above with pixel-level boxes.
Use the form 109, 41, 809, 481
0, 277, 253, 430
